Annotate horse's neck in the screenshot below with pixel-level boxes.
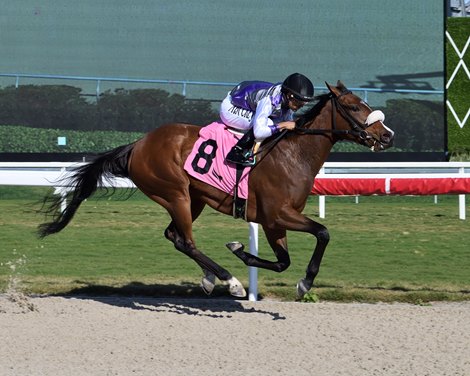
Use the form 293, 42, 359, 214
296, 108, 335, 175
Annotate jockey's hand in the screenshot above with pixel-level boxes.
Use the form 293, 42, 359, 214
277, 121, 296, 131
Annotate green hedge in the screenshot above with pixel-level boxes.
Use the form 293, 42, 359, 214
0, 125, 143, 153
0, 85, 218, 132
0, 91, 443, 153
1, 95, 443, 153
447, 17, 470, 156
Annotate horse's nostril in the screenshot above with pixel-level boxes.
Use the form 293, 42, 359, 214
381, 133, 392, 143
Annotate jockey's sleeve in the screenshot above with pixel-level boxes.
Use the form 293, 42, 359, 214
251, 96, 277, 139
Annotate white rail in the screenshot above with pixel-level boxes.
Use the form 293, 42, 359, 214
1, 161, 469, 217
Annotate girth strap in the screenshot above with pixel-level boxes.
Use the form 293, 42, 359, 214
232, 164, 247, 220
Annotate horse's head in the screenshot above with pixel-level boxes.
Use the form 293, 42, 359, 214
325, 81, 394, 151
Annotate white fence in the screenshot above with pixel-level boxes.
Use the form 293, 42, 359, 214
1, 161, 470, 301
4, 161, 468, 217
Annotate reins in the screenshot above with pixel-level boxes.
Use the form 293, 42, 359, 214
250, 128, 288, 160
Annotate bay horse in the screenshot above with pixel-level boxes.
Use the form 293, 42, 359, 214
38, 81, 394, 298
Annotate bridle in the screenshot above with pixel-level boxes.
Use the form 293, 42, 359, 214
294, 90, 374, 141
254, 88, 385, 158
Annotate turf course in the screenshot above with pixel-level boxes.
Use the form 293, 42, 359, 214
0, 186, 469, 303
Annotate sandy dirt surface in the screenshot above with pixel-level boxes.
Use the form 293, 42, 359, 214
1, 293, 469, 376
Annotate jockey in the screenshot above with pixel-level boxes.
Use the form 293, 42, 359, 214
220, 72, 314, 166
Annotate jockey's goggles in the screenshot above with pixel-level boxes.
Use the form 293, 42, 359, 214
287, 93, 310, 106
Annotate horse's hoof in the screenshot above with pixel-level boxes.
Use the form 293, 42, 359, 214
296, 278, 310, 299
227, 277, 246, 298
225, 241, 244, 253
201, 270, 216, 295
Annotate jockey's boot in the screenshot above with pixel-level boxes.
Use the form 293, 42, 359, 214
225, 128, 256, 166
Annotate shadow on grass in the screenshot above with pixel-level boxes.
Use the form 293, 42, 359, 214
54, 281, 286, 320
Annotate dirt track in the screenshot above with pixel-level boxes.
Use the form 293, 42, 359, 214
1, 294, 469, 376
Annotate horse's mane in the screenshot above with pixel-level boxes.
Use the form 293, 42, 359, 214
295, 93, 332, 128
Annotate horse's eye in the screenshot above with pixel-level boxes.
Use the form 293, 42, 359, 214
351, 105, 360, 112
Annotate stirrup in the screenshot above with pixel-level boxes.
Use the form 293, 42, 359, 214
226, 148, 256, 167
226, 154, 256, 167
241, 155, 256, 166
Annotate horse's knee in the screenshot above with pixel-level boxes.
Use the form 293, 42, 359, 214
274, 254, 290, 272
316, 227, 330, 243
274, 259, 291, 273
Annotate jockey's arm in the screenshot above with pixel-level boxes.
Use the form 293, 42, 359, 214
251, 97, 276, 139
277, 121, 296, 131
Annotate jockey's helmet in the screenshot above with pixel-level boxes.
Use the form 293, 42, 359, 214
281, 73, 314, 102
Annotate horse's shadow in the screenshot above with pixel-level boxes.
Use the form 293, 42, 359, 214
56, 281, 286, 320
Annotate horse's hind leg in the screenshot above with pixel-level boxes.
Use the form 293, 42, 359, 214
164, 222, 215, 294
164, 200, 246, 298
164, 199, 215, 294
165, 222, 245, 297
189, 199, 216, 294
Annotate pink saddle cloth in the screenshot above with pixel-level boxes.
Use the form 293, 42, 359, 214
183, 122, 250, 199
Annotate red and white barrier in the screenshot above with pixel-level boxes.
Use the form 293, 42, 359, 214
312, 176, 470, 196
310, 163, 470, 221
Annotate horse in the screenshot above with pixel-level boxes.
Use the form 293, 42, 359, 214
38, 81, 394, 298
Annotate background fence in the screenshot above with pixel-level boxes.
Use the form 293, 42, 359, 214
0, 73, 444, 105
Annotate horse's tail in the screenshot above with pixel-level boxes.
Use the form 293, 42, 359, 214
37, 143, 135, 238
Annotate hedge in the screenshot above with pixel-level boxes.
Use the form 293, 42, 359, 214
0, 125, 143, 153
0, 96, 442, 153
0, 85, 218, 132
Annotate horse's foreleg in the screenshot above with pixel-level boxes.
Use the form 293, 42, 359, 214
227, 227, 291, 272
296, 222, 329, 298
273, 211, 330, 298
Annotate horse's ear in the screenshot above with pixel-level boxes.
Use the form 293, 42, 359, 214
325, 81, 341, 97
336, 80, 346, 90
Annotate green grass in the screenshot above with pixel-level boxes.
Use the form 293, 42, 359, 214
1, 186, 469, 303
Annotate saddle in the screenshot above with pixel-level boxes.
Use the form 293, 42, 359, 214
183, 122, 253, 220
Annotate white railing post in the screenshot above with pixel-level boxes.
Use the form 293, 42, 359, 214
318, 167, 326, 218
248, 222, 259, 301
459, 194, 466, 220
53, 186, 68, 213
459, 167, 466, 220
319, 196, 326, 219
